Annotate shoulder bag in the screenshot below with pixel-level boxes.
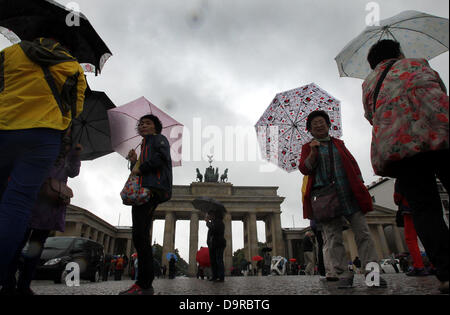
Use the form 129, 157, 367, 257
310, 141, 341, 222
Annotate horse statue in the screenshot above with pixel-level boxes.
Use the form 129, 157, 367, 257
220, 168, 228, 183
196, 168, 203, 182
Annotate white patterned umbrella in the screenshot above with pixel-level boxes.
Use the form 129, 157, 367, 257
255, 83, 343, 173
335, 10, 449, 79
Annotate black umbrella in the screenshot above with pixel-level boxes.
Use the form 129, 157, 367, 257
71, 89, 116, 161
192, 197, 227, 215
261, 247, 272, 252
0, 0, 112, 75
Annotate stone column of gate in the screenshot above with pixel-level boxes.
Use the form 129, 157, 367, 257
377, 224, 390, 258
271, 212, 285, 257
246, 213, 258, 263
162, 211, 176, 267
224, 213, 233, 276
264, 216, 273, 252
188, 211, 199, 277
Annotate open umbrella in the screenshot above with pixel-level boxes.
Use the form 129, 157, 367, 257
71, 89, 116, 161
255, 83, 342, 173
0, 0, 112, 75
335, 10, 449, 79
107, 97, 183, 167
289, 258, 297, 263
166, 252, 178, 262
261, 247, 272, 252
252, 255, 263, 262
192, 197, 227, 215
196, 247, 211, 268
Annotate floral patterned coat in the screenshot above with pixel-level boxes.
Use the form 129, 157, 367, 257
362, 58, 449, 177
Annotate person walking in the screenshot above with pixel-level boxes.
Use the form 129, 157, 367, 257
353, 256, 362, 274
263, 252, 271, 276
206, 211, 226, 282
299, 110, 386, 289
119, 114, 173, 295
114, 255, 124, 281
394, 179, 430, 277
168, 256, 177, 279
303, 232, 316, 275
0, 36, 86, 285
362, 39, 449, 294
0, 135, 82, 295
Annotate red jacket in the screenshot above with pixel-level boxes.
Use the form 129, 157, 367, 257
298, 138, 373, 220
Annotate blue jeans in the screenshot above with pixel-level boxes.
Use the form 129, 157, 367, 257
0, 128, 62, 285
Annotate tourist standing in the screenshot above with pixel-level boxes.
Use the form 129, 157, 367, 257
299, 110, 386, 289
362, 40, 449, 294
206, 211, 226, 282
119, 115, 173, 295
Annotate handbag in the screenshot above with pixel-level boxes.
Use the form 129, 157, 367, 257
39, 178, 73, 206
310, 141, 341, 222
120, 175, 152, 206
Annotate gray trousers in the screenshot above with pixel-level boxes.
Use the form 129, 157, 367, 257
321, 211, 379, 279
304, 251, 315, 275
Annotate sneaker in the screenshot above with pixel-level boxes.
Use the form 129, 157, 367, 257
406, 268, 429, 277
439, 281, 449, 294
119, 284, 154, 295
337, 276, 354, 289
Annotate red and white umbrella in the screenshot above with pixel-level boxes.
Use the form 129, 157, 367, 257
107, 97, 183, 167
255, 83, 342, 173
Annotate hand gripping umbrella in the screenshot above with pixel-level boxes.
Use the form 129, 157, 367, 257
335, 10, 449, 79
107, 97, 184, 167
255, 83, 343, 173
0, 0, 112, 75
71, 89, 116, 161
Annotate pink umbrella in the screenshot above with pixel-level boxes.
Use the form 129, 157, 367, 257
107, 97, 183, 167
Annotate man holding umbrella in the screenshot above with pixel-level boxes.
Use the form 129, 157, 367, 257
206, 210, 226, 283
0, 27, 86, 285
193, 197, 227, 283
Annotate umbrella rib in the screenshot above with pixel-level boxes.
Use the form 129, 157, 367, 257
344, 30, 384, 65
389, 26, 449, 48
86, 124, 111, 138
389, 15, 446, 28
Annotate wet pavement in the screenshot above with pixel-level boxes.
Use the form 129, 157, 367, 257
29, 273, 445, 295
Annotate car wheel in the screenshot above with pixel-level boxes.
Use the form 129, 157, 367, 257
90, 269, 100, 282
54, 269, 68, 284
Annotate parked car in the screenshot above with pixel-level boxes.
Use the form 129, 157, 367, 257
34, 237, 104, 284
379, 258, 401, 274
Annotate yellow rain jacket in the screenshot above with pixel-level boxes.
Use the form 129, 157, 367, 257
0, 38, 86, 131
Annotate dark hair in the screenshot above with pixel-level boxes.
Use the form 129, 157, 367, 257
139, 114, 163, 134
306, 110, 331, 131
367, 40, 402, 70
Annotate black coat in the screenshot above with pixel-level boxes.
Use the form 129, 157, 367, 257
132, 134, 173, 203
207, 219, 226, 249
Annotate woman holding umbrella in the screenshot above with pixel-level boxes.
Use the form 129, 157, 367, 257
119, 114, 173, 295
299, 110, 386, 289
206, 210, 226, 283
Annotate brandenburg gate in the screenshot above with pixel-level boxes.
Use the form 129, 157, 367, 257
153, 181, 285, 276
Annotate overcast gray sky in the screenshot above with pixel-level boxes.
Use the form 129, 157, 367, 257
1, 0, 448, 262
